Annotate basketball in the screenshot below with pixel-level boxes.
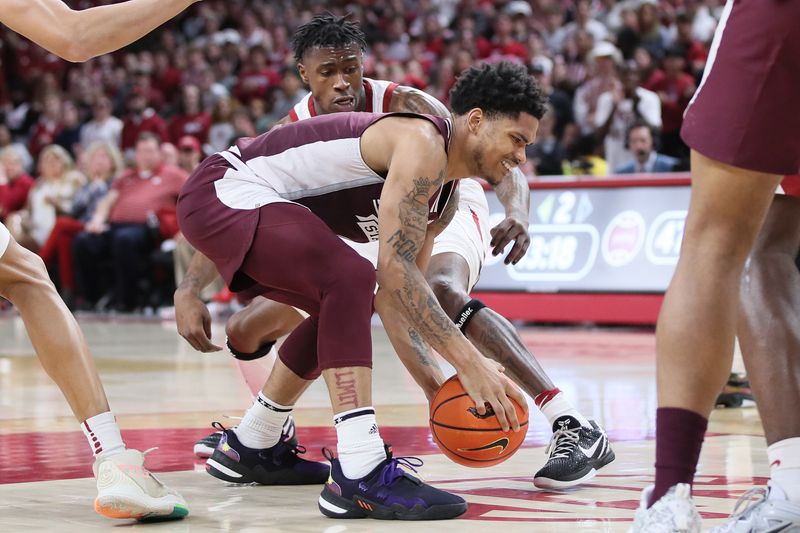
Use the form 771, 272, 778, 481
429, 375, 528, 468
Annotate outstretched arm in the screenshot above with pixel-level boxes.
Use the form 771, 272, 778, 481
0, 0, 199, 63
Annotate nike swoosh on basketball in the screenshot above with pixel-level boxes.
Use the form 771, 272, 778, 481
578, 437, 603, 458
458, 437, 510, 454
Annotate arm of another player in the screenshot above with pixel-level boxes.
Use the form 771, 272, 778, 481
174, 251, 224, 352
373, 119, 525, 432
0, 0, 200, 63
490, 167, 531, 265
373, 192, 459, 403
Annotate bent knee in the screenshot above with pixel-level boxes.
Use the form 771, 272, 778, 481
426, 274, 469, 317
0, 245, 54, 299
326, 253, 376, 295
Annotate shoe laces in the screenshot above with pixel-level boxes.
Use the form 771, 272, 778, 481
378, 456, 424, 487
545, 424, 581, 460
723, 487, 769, 525
257, 440, 308, 464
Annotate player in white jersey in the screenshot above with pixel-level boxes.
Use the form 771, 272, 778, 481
0, 0, 198, 521
176, 14, 614, 488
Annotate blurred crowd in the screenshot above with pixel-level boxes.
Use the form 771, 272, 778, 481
0, 0, 720, 312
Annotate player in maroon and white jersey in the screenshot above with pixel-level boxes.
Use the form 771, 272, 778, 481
176, 61, 546, 520
177, 14, 614, 489
631, 0, 800, 530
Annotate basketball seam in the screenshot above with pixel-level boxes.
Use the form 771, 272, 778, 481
430, 423, 518, 464
429, 420, 529, 432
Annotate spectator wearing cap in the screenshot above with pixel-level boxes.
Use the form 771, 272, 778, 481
168, 84, 211, 145
176, 135, 202, 174
594, 63, 662, 171
614, 122, 678, 174
644, 46, 695, 158
79, 96, 123, 151
573, 41, 623, 135
73, 132, 187, 312
120, 87, 168, 158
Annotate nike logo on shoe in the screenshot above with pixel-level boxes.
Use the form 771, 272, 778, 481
459, 438, 510, 453
578, 436, 603, 458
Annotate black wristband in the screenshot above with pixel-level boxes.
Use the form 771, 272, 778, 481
453, 299, 486, 333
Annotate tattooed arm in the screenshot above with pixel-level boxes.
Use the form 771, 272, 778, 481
490, 167, 531, 265
373, 189, 459, 402
371, 118, 524, 431
389, 86, 452, 118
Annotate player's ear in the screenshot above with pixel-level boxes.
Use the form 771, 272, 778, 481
467, 108, 484, 135
297, 64, 309, 85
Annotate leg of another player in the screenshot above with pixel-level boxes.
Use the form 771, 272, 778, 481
0, 239, 108, 421
650, 151, 782, 508
225, 296, 304, 355
0, 238, 187, 520
738, 195, 800, 506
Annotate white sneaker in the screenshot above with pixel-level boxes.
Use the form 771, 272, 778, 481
708, 482, 800, 532
629, 484, 701, 533
93, 448, 188, 521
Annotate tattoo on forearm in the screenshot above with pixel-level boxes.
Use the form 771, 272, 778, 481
388, 230, 418, 261
408, 328, 433, 366
333, 370, 359, 409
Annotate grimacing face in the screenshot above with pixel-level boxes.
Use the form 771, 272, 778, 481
469, 111, 539, 186
297, 45, 364, 114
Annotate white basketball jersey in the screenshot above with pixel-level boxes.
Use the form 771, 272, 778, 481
289, 78, 399, 121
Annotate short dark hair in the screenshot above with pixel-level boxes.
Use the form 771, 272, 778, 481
291, 13, 367, 63
627, 120, 655, 142
137, 131, 161, 146
449, 62, 548, 120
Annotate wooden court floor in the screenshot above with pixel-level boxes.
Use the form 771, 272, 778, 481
0, 315, 767, 532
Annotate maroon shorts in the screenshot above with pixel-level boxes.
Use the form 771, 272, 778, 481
680, 0, 800, 176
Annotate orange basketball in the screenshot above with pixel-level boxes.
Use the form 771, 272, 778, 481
429, 375, 528, 468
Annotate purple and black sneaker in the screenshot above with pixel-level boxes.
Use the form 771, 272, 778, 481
206, 428, 329, 485
318, 445, 467, 520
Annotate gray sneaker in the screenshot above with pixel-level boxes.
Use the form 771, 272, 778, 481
629, 484, 701, 533
708, 483, 800, 532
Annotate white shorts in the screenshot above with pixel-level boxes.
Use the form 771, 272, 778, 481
0, 222, 10, 259
431, 178, 490, 291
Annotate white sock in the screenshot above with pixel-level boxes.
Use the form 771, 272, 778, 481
334, 407, 386, 479
233, 393, 291, 449
768, 437, 800, 504
537, 390, 591, 428
81, 411, 125, 458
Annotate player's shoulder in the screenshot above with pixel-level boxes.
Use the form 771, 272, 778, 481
386, 84, 448, 117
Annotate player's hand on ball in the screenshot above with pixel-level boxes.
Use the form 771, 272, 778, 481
490, 216, 530, 265
174, 290, 222, 352
456, 354, 527, 433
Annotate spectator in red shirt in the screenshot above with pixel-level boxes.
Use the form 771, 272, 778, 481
168, 84, 211, 144
28, 92, 63, 159
120, 87, 168, 158
235, 45, 280, 103
489, 13, 528, 60
645, 46, 696, 159
0, 147, 35, 220
73, 132, 187, 311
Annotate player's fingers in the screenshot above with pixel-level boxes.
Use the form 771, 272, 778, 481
470, 395, 487, 415
506, 233, 530, 265
489, 396, 511, 433
500, 395, 520, 432
505, 380, 528, 413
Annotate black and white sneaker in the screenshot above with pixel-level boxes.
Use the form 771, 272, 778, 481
193, 416, 298, 458
533, 416, 615, 490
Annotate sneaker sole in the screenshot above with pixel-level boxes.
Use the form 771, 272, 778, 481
194, 443, 215, 458
318, 486, 468, 520
95, 494, 189, 521
533, 449, 616, 490
206, 450, 329, 485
